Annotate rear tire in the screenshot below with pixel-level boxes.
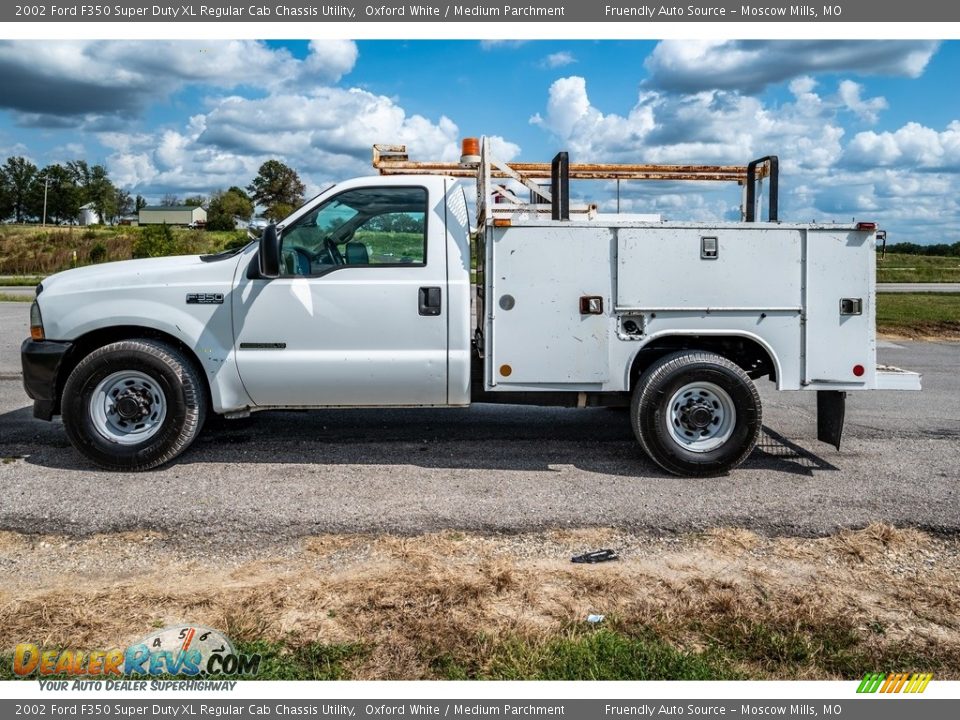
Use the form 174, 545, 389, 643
61, 339, 207, 471
631, 351, 761, 477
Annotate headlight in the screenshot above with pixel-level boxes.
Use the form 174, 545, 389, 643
29, 301, 44, 341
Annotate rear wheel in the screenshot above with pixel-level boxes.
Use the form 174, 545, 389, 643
61, 339, 207, 471
631, 351, 761, 477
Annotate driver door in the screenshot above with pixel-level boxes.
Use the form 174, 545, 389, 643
231, 183, 448, 407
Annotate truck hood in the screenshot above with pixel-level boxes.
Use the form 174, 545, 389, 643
39, 252, 244, 298
36, 250, 252, 343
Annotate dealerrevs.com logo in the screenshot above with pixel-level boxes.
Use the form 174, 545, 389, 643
13, 625, 260, 678
857, 672, 934, 694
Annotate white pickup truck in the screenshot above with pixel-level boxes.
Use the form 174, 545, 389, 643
21, 138, 920, 475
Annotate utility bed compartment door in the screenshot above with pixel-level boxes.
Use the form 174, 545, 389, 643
804, 229, 875, 386
490, 226, 612, 385
616, 227, 802, 310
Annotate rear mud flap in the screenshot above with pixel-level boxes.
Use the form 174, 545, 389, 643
817, 390, 846, 451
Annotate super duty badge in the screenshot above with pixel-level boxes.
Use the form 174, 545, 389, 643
186, 293, 224, 305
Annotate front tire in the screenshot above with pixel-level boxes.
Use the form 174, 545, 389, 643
631, 351, 761, 477
61, 339, 207, 471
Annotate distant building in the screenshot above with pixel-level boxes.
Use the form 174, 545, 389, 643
139, 205, 207, 226
79, 203, 99, 226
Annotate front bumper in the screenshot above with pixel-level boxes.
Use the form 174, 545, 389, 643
21, 339, 72, 420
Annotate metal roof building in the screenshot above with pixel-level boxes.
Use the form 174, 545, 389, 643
138, 205, 207, 226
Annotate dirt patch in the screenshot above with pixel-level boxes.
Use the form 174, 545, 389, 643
1, 525, 958, 679
878, 324, 960, 341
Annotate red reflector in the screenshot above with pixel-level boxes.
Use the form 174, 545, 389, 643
853, 364, 865, 377
856, 222, 877, 231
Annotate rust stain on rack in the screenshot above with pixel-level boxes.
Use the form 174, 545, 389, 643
372, 144, 763, 183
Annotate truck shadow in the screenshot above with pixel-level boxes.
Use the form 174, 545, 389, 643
3, 403, 837, 478
752, 427, 840, 475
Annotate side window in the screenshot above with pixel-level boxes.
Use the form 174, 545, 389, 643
353, 211, 426, 265
279, 186, 427, 276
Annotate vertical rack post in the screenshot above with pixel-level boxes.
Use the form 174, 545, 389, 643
745, 156, 779, 222
551, 152, 570, 221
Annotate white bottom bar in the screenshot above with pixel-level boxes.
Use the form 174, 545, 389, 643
876, 365, 923, 390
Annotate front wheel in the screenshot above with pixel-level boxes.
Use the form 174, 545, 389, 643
61, 339, 208, 471
631, 351, 761, 477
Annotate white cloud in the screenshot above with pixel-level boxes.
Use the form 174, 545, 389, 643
644, 40, 939, 94
479, 40, 527, 50
196, 87, 461, 165
302, 40, 359, 83
836, 80, 887, 124
103, 85, 520, 200
789, 76, 817, 96
0, 41, 520, 202
0, 40, 359, 124
487, 136, 521, 162
0, 141, 31, 161
109, 152, 159, 190
48, 142, 87, 163
540, 51, 576, 69
844, 121, 960, 169
530, 75, 848, 169
529, 73, 960, 243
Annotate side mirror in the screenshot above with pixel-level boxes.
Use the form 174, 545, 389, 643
258, 224, 281, 279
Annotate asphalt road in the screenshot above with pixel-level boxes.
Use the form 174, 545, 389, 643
877, 283, 960, 293
0, 302, 957, 542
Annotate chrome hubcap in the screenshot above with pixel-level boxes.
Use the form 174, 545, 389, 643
89, 371, 167, 445
666, 381, 736, 453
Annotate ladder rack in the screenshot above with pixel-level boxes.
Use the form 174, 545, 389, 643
372, 138, 777, 226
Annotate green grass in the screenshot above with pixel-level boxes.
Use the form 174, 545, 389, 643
0, 632, 732, 682
0, 293, 32, 302
481, 628, 737, 681
3, 623, 956, 681
705, 618, 863, 677
0, 276, 43, 286
353, 231, 425, 263
877, 253, 960, 283
876, 292, 960, 335
0, 225, 246, 276
234, 640, 366, 680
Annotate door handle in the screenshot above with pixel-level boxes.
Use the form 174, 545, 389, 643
418, 287, 442, 316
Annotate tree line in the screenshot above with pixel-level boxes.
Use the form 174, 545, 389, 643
881, 241, 960, 257
0, 156, 307, 231
0, 157, 139, 225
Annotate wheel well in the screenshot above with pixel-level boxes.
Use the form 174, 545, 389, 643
54, 326, 211, 416
629, 335, 777, 390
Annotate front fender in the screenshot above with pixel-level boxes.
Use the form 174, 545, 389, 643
42, 293, 252, 414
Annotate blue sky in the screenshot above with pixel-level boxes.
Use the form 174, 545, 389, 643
0, 40, 957, 243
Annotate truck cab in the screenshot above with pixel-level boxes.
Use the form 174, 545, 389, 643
230, 175, 473, 408
21, 138, 920, 476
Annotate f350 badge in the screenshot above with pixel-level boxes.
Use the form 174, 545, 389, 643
186, 293, 224, 304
